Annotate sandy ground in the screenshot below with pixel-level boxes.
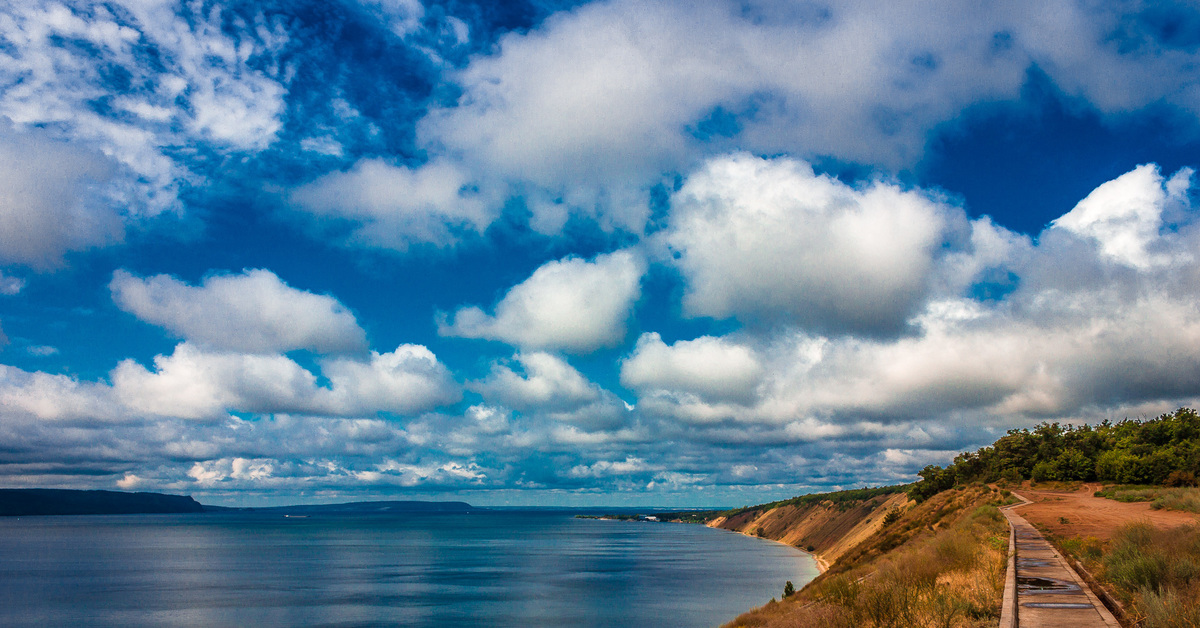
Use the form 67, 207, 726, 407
1015, 484, 1200, 540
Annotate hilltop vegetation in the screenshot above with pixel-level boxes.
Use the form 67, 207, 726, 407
910, 408, 1200, 502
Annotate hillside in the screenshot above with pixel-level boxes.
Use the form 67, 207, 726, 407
0, 488, 204, 516
719, 484, 1012, 628
703, 486, 910, 570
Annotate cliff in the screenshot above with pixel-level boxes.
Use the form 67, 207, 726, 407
705, 489, 910, 570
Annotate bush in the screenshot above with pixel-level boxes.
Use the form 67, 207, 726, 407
882, 509, 902, 526
783, 581, 795, 598
1031, 460, 1056, 482
1165, 470, 1199, 488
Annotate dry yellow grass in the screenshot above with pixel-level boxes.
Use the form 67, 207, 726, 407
723, 486, 1009, 628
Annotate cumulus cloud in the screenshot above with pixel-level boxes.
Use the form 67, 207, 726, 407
399, 0, 1200, 240
289, 159, 497, 249
0, 364, 120, 422
110, 269, 367, 354
662, 153, 957, 335
621, 332, 764, 405
635, 164, 1200, 437
0, 124, 122, 267
440, 249, 644, 353
1050, 164, 1193, 269
473, 352, 601, 411
111, 342, 459, 420
111, 343, 329, 420
321, 345, 462, 416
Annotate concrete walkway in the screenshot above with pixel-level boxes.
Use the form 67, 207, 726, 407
999, 492, 1121, 627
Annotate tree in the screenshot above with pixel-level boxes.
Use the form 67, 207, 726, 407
783, 581, 795, 598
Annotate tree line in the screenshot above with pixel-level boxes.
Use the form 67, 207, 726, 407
910, 408, 1200, 502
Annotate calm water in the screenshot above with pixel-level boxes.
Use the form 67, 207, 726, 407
0, 510, 817, 627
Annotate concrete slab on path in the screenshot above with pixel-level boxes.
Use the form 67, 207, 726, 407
1001, 494, 1121, 628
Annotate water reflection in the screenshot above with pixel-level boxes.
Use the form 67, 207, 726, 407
0, 511, 817, 627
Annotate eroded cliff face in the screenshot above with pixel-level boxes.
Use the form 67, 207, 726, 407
705, 492, 910, 570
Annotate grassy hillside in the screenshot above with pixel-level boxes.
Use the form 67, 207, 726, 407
722, 484, 1011, 628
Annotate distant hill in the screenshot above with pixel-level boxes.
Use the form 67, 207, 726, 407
0, 489, 204, 516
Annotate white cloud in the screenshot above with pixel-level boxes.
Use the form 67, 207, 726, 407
663, 153, 956, 334
321, 344, 462, 416
621, 332, 764, 404
0, 0, 289, 216
568, 457, 656, 479
289, 158, 496, 249
111, 342, 459, 420
1050, 164, 1193, 269
111, 343, 328, 420
634, 164, 1200, 432
440, 249, 644, 353
0, 364, 120, 422
405, 0, 1200, 239
0, 124, 122, 267
473, 352, 601, 411
0, 271, 25, 295
110, 269, 367, 354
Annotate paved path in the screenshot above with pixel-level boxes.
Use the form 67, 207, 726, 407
999, 493, 1121, 627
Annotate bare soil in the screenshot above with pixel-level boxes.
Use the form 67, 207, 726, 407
1015, 483, 1199, 540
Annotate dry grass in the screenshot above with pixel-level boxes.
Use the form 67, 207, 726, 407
1057, 522, 1200, 628
724, 488, 1009, 628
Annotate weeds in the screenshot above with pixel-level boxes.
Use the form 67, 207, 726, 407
1096, 487, 1200, 513
1099, 522, 1200, 628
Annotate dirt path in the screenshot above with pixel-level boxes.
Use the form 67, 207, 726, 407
1015, 484, 1199, 540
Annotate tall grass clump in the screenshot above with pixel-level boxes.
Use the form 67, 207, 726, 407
1102, 522, 1200, 627
1150, 489, 1200, 514
1096, 487, 1200, 513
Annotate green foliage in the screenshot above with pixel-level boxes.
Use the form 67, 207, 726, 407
910, 408, 1200, 501
882, 508, 902, 526
783, 580, 795, 598
722, 485, 908, 519
908, 465, 956, 502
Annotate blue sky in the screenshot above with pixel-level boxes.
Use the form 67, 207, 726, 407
2, 0, 1200, 507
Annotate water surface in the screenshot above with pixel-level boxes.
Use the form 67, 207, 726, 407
0, 510, 817, 627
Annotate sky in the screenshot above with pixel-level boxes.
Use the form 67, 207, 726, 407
1, 0, 1200, 507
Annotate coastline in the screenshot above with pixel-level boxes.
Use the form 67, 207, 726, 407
718, 524, 829, 573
